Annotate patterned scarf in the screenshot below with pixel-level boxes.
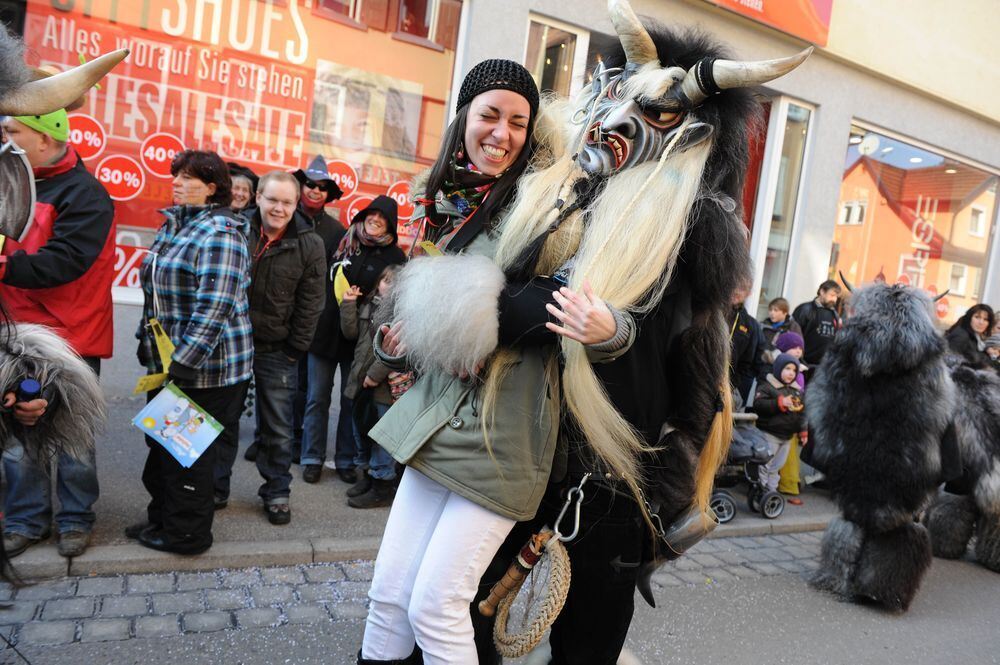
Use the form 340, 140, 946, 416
440, 157, 498, 216
335, 218, 394, 260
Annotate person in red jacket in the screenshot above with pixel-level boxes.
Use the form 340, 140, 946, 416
0, 109, 114, 559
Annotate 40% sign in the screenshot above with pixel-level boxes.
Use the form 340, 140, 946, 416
96, 155, 145, 201
67, 114, 106, 160
326, 160, 359, 198
141, 133, 186, 178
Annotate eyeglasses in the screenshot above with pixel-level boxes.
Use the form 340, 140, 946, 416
261, 194, 296, 210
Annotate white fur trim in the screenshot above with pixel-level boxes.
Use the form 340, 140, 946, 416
393, 255, 505, 376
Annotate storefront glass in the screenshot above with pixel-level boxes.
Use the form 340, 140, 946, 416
525, 20, 577, 96
16, 0, 463, 288
830, 125, 998, 325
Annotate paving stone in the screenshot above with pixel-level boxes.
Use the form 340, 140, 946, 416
736, 548, 774, 563
727, 564, 763, 579
674, 570, 713, 585
152, 591, 204, 614
714, 551, 749, 566
135, 615, 180, 638
42, 597, 94, 620
0, 584, 12, 601
128, 574, 175, 594
651, 572, 683, 587
260, 566, 304, 586
219, 570, 261, 589
15, 580, 76, 601
296, 584, 337, 603
0, 602, 39, 625
205, 589, 248, 611
732, 537, 765, 549
754, 536, 787, 548
330, 603, 369, 621
783, 544, 818, 560
251, 585, 293, 607
16, 620, 77, 646
689, 553, 725, 568
75, 577, 124, 597
340, 561, 374, 582
689, 540, 722, 554
746, 562, 784, 576
772, 534, 803, 546
235, 607, 281, 629
758, 547, 796, 562
671, 557, 701, 571
99, 595, 149, 618
775, 560, 812, 574
80, 618, 131, 642
182, 611, 232, 633
791, 531, 823, 545
284, 603, 331, 624
703, 568, 738, 583
176, 572, 219, 591
335, 581, 371, 602
303, 565, 346, 583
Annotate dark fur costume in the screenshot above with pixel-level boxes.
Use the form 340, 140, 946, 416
808, 283, 952, 611
923, 356, 1000, 572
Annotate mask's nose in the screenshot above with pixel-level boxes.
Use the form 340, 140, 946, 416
600, 100, 641, 140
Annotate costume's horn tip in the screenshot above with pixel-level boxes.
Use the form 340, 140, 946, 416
838, 270, 854, 293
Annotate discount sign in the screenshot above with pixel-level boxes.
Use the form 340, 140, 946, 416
67, 114, 106, 161
326, 160, 359, 198
96, 155, 145, 201
386, 181, 415, 222
141, 133, 185, 179
346, 195, 374, 222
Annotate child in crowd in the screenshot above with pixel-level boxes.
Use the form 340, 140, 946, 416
761, 297, 803, 351
986, 335, 1000, 374
752, 353, 807, 504
774, 331, 807, 390
340, 265, 401, 509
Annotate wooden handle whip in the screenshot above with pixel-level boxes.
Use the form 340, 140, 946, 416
478, 531, 552, 617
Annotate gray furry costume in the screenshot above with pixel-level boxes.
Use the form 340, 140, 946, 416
807, 282, 955, 611
923, 355, 1000, 572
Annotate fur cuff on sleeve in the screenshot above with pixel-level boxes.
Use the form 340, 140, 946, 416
393, 255, 506, 376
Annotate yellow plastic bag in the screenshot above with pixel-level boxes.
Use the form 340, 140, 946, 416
333, 265, 351, 305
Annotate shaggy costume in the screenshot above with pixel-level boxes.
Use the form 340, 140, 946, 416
923, 355, 1000, 572
807, 283, 957, 611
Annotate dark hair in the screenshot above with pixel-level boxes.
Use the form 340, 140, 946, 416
818, 280, 842, 295
768, 297, 789, 315
949, 303, 995, 339
170, 150, 232, 207
422, 102, 536, 243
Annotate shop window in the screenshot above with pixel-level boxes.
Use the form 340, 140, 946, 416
829, 124, 1000, 325
315, 0, 359, 19
398, 0, 433, 40
525, 20, 578, 96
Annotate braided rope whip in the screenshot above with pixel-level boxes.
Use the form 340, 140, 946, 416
493, 535, 572, 658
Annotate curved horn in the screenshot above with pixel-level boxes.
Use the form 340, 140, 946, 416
933, 290, 950, 302
608, 0, 658, 65
0, 49, 129, 116
838, 271, 854, 293
678, 47, 813, 106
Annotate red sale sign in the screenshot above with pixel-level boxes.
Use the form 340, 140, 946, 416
346, 195, 374, 222
113, 244, 148, 288
327, 160, 360, 198
67, 113, 106, 161
96, 155, 145, 202
140, 133, 185, 179
386, 180, 415, 222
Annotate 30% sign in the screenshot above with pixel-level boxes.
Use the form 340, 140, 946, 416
67, 114, 106, 161
141, 133, 185, 178
96, 155, 145, 201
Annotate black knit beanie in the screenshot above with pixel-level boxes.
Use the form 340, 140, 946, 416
457, 59, 539, 115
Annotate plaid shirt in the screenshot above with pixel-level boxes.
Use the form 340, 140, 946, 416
136, 205, 253, 388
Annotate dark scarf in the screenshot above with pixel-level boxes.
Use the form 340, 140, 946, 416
335, 220, 393, 260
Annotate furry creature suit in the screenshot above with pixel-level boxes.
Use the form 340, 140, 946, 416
808, 282, 956, 611
923, 355, 1000, 572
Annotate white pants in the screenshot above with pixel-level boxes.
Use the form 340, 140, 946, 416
760, 430, 792, 492
362, 467, 515, 664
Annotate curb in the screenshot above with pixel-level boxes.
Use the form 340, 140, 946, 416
8, 517, 833, 581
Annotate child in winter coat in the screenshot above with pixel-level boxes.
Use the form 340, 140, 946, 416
752, 353, 807, 496
774, 331, 807, 390
340, 265, 401, 509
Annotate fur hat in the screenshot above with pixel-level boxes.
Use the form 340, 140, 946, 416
775, 331, 804, 353
773, 352, 800, 379
456, 59, 539, 115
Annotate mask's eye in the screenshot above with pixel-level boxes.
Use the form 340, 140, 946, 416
641, 107, 684, 129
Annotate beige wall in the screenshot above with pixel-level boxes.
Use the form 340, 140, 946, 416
825, 0, 1000, 123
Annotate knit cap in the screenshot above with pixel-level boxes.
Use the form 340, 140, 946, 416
457, 59, 539, 115
775, 331, 805, 353
13, 108, 69, 142
773, 353, 800, 380
985, 334, 1000, 350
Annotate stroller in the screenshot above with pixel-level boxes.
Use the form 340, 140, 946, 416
710, 412, 786, 523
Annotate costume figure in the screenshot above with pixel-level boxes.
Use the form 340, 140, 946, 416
468, 1, 810, 660
808, 280, 957, 611
923, 355, 1000, 573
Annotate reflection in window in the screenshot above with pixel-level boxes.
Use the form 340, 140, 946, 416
525, 20, 577, 96
399, 0, 434, 40
316, 0, 358, 19
830, 125, 999, 325
755, 103, 811, 319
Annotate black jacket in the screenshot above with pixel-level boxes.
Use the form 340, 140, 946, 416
246, 208, 326, 358
752, 375, 805, 439
792, 299, 841, 366
303, 206, 347, 359
760, 317, 803, 349
945, 326, 991, 370
730, 306, 765, 406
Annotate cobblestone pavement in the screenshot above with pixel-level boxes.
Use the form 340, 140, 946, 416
0, 532, 822, 657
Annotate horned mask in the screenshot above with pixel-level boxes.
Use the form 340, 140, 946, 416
574, 0, 811, 175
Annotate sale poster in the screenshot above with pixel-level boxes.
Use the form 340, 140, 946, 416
20, 0, 461, 285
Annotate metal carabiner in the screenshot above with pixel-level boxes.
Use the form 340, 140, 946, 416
553, 472, 591, 542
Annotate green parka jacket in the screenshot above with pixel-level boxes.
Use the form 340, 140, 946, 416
369, 198, 562, 521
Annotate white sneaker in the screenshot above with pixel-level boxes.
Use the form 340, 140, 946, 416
323, 460, 338, 471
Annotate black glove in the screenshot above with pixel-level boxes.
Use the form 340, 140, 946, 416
167, 361, 198, 385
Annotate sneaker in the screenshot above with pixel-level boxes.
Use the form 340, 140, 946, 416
57, 531, 91, 558
302, 464, 322, 484
244, 442, 259, 461
346, 473, 373, 498
348, 479, 396, 509
323, 460, 338, 471
2, 532, 44, 559
264, 503, 291, 525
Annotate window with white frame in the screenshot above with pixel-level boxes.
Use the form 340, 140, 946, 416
970, 205, 987, 237
838, 200, 866, 225
949, 263, 968, 296
524, 16, 590, 97
315, 0, 361, 21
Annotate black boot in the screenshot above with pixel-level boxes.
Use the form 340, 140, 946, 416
348, 478, 396, 509
356, 646, 422, 664
347, 472, 373, 497
244, 442, 259, 461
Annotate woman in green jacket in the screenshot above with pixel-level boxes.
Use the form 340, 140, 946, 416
359, 61, 628, 664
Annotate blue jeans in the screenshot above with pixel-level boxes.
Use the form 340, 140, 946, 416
353, 401, 397, 481
3, 443, 99, 537
300, 353, 357, 468
254, 351, 299, 504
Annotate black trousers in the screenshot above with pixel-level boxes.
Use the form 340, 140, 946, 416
141, 380, 249, 552
473, 477, 645, 665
